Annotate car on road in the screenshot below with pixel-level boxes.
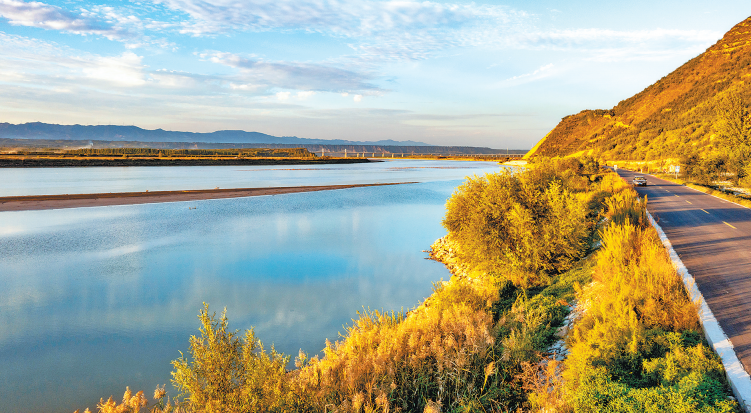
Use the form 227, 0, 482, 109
633, 176, 647, 186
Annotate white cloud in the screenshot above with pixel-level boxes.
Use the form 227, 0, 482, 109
83, 52, 146, 86
153, 70, 200, 88
353, 94, 362, 102
276, 91, 290, 100
0, 0, 127, 39
296, 91, 315, 100
0, 33, 191, 91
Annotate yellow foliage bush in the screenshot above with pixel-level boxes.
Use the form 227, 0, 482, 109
170, 303, 306, 413
442, 165, 594, 287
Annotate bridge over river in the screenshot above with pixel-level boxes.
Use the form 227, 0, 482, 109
313, 149, 525, 159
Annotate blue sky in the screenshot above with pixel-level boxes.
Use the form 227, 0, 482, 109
1, 0, 749, 148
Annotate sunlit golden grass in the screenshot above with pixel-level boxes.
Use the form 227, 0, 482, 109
298, 276, 499, 412
565, 221, 700, 381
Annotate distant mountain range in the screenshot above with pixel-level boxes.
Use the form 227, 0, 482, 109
527, 16, 751, 160
0, 122, 527, 155
0, 122, 432, 147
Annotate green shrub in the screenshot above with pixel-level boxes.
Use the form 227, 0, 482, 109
171, 303, 305, 413
442, 165, 593, 287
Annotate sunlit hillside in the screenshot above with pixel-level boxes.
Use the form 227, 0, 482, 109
529, 16, 751, 161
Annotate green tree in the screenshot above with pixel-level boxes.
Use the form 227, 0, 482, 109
716, 90, 751, 184
442, 162, 592, 287
171, 303, 303, 412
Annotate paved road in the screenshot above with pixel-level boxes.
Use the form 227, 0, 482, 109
616, 169, 751, 375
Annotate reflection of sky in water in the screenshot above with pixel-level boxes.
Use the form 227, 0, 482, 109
0, 159, 503, 196
0, 176, 490, 413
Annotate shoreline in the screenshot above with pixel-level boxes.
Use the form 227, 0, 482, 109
0, 182, 416, 212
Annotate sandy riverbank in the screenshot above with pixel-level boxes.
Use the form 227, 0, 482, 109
0, 182, 415, 212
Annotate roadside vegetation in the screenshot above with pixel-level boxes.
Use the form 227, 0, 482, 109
80, 157, 738, 413
529, 187, 736, 412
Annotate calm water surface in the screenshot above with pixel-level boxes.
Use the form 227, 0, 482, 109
0, 159, 497, 196
0, 161, 502, 413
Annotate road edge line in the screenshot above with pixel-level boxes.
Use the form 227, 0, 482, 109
648, 211, 751, 411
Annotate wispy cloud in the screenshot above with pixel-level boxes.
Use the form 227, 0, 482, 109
147, 0, 720, 64
149, 0, 532, 62
2, 0, 721, 64
205, 52, 380, 93
507, 28, 721, 52
153, 0, 483, 36
496, 63, 556, 87
0, 31, 378, 99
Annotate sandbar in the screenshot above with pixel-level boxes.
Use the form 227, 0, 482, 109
0, 182, 416, 212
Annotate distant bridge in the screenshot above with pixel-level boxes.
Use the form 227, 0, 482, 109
313, 150, 525, 159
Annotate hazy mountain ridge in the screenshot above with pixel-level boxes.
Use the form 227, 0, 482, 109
0, 137, 521, 155
0, 122, 432, 147
529, 16, 751, 160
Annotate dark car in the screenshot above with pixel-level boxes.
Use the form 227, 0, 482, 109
633, 176, 647, 186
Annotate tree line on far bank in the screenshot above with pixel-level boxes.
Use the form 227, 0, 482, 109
6, 147, 314, 158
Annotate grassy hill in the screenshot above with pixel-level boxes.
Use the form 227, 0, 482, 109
528, 17, 751, 162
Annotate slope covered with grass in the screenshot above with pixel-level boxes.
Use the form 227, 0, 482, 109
529, 17, 751, 163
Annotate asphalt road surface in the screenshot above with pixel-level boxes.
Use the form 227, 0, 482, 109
615, 168, 751, 375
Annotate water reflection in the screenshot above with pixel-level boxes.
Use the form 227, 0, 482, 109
0, 159, 501, 196
0, 178, 490, 413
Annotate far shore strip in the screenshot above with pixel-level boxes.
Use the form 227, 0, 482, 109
0, 182, 417, 212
